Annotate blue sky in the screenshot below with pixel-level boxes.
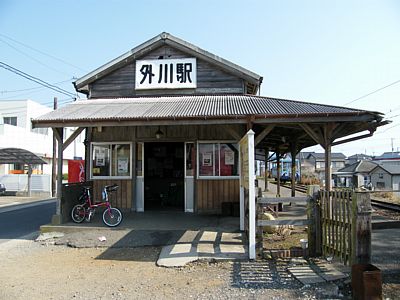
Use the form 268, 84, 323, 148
1, 0, 399, 156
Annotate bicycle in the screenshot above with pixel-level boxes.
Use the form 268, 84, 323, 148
71, 184, 123, 227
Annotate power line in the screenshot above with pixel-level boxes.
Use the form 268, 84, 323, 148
0, 79, 73, 94
0, 61, 77, 98
344, 79, 400, 106
0, 38, 73, 76
0, 33, 87, 72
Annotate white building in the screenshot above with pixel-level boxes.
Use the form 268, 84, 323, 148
0, 99, 85, 177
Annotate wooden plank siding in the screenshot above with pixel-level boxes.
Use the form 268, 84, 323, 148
90, 45, 244, 98
196, 179, 239, 213
92, 179, 132, 211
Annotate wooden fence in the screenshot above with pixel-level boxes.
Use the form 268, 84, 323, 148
317, 189, 372, 265
319, 190, 352, 265
255, 186, 372, 266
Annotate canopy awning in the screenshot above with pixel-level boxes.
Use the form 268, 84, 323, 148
0, 148, 47, 165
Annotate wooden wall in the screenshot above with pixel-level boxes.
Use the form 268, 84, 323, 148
91, 124, 245, 142
90, 45, 244, 98
196, 179, 240, 214
92, 179, 132, 211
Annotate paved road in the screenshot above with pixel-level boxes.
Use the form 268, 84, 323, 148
0, 200, 56, 243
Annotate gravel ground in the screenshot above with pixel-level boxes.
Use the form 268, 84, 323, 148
0, 237, 352, 300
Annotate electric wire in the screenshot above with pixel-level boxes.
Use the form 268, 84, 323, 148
0, 62, 77, 98
0, 38, 73, 76
344, 79, 400, 106
0, 33, 87, 72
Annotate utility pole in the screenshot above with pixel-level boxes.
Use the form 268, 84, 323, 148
52, 97, 57, 197
391, 138, 394, 154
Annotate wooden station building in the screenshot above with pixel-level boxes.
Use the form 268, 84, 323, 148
32, 32, 386, 221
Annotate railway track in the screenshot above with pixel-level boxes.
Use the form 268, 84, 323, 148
371, 199, 400, 212
270, 181, 308, 193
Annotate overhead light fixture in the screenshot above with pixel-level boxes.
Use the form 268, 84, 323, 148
155, 126, 164, 139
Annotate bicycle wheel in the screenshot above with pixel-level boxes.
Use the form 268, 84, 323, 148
71, 204, 86, 223
102, 207, 122, 227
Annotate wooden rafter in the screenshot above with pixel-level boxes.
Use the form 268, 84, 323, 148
255, 124, 275, 146
222, 125, 243, 141
299, 124, 324, 145
62, 127, 84, 151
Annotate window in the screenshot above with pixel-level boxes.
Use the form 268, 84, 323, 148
316, 161, 324, 169
378, 173, 384, 179
332, 161, 345, 168
198, 142, 239, 178
91, 143, 131, 178
3, 116, 17, 126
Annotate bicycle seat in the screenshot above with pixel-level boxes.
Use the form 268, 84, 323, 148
105, 184, 119, 192
82, 186, 91, 190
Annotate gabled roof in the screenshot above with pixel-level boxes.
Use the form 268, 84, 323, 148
336, 160, 377, 174
377, 164, 400, 175
308, 152, 347, 160
74, 32, 263, 94
347, 153, 372, 160
374, 151, 400, 160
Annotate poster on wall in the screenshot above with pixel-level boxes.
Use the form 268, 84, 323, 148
202, 153, 212, 166
117, 157, 129, 174
225, 150, 235, 165
96, 149, 105, 166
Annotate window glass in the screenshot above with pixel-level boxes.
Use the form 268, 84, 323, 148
112, 144, 130, 176
199, 143, 214, 176
219, 143, 239, 176
185, 143, 195, 177
198, 142, 239, 178
92, 145, 110, 177
3, 116, 17, 126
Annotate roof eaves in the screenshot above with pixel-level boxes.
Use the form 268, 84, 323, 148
74, 33, 164, 90
164, 33, 262, 84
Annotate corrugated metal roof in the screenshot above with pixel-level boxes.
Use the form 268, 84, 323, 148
33, 94, 377, 125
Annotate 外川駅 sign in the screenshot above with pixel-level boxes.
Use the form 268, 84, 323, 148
135, 58, 197, 90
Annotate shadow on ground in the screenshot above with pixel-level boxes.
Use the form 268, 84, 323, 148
230, 260, 302, 290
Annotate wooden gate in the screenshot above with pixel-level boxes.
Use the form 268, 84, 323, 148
319, 190, 372, 266
319, 190, 352, 265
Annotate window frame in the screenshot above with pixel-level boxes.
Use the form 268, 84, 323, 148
90, 142, 132, 179
197, 141, 240, 179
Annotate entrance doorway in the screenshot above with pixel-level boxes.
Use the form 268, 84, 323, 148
144, 142, 184, 210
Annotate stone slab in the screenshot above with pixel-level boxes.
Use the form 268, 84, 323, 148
314, 262, 348, 281
157, 244, 198, 267
199, 231, 218, 242
288, 266, 326, 284
221, 232, 243, 243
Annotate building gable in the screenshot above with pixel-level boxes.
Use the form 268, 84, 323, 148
75, 32, 262, 98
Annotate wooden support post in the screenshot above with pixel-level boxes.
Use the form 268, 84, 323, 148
52, 127, 64, 225
27, 164, 32, 197
52, 97, 57, 197
324, 143, 332, 191
276, 150, 281, 198
276, 149, 283, 211
290, 142, 297, 197
307, 185, 321, 257
264, 149, 269, 192
351, 192, 372, 265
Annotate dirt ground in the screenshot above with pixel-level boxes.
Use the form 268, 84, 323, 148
0, 238, 312, 300
1, 237, 399, 299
